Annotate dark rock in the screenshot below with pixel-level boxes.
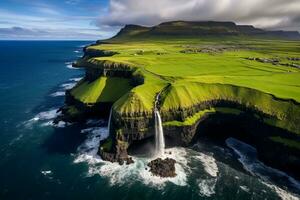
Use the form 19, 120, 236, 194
118, 159, 124, 165
126, 157, 134, 165
147, 158, 176, 178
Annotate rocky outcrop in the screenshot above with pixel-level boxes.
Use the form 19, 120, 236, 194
147, 158, 176, 177
98, 137, 134, 165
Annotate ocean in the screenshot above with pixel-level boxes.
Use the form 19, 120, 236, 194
0, 41, 299, 200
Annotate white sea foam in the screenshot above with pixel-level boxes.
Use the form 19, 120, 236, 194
74, 126, 189, 188
226, 137, 300, 199
262, 181, 300, 200
92, 148, 189, 188
192, 152, 219, 197
226, 138, 300, 189
74, 127, 109, 164
24, 108, 62, 128
66, 64, 77, 69
40, 121, 53, 127
239, 185, 250, 193
42, 120, 71, 128
41, 170, 52, 176
194, 153, 218, 177
65, 61, 79, 70
50, 91, 65, 97
198, 178, 217, 197
32, 109, 61, 121
69, 77, 83, 82
56, 121, 69, 128
74, 50, 81, 53
51, 77, 81, 96
60, 82, 77, 90
80, 127, 109, 141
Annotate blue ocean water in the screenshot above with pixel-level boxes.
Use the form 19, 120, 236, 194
0, 41, 299, 200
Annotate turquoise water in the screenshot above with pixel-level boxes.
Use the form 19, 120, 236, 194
0, 41, 299, 200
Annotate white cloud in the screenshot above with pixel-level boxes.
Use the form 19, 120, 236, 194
99, 0, 300, 31
0, 26, 104, 40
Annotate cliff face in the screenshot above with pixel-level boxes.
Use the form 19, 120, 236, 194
61, 20, 300, 176
66, 52, 300, 166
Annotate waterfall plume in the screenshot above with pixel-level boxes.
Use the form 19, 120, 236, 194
154, 94, 165, 156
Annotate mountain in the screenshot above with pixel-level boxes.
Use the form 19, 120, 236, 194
112, 21, 300, 40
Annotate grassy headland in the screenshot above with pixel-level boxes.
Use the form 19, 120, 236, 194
70, 21, 300, 137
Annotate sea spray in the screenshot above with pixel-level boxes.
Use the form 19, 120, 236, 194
154, 93, 165, 156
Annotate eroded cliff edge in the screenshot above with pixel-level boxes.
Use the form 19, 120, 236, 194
58, 21, 300, 179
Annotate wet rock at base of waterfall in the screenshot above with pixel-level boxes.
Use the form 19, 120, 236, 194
147, 158, 176, 177
125, 157, 134, 165
117, 157, 135, 165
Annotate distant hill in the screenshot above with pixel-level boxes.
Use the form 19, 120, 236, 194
111, 21, 300, 40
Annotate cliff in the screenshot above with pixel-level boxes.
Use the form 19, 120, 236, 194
61, 21, 300, 178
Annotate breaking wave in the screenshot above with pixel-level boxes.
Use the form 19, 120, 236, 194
74, 126, 189, 188
60, 82, 77, 90
226, 137, 300, 199
23, 108, 69, 128
50, 91, 65, 97
65, 62, 79, 70
197, 178, 217, 197
50, 76, 82, 97
31, 109, 61, 121
69, 77, 83, 82
194, 153, 218, 177
193, 152, 219, 197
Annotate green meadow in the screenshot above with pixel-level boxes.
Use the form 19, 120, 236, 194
71, 35, 300, 134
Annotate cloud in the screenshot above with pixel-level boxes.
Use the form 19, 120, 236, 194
0, 1, 116, 40
65, 0, 81, 5
0, 26, 103, 40
0, 8, 118, 40
99, 0, 300, 31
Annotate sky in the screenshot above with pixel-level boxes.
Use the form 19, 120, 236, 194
0, 0, 299, 40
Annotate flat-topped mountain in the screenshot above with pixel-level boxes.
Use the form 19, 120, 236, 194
113, 21, 300, 40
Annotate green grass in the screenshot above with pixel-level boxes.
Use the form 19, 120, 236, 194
100, 138, 113, 152
66, 106, 80, 116
270, 136, 300, 150
163, 108, 216, 126
72, 34, 300, 134
163, 107, 243, 127
87, 38, 300, 102
71, 77, 132, 104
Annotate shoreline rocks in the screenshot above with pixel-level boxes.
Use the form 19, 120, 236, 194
147, 158, 176, 178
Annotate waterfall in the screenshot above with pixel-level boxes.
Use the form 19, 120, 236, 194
154, 94, 165, 156
107, 108, 112, 134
